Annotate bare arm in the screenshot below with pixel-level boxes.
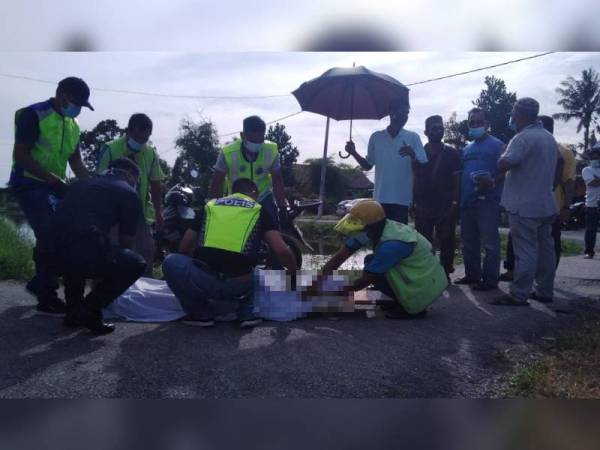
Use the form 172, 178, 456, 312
68, 149, 90, 180
208, 170, 226, 199
497, 158, 513, 174
345, 141, 373, 171
563, 179, 575, 207
150, 180, 164, 227
178, 229, 198, 256
349, 272, 379, 292
271, 170, 287, 208
303, 245, 354, 297
263, 230, 297, 272
13, 142, 60, 183
553, 153, 565, 191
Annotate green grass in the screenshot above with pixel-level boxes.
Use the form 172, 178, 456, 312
0, 218, 35, 281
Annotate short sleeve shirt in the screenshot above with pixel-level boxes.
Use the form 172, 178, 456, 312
366, 128, 427, 206
582, 166, 600, 207
554, 144, 577, 209
500, 122, 559, 218
344, 231, 415, 274
460, 134, 505, 207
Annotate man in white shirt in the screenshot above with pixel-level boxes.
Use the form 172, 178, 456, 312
582, 144, 600, 258
344, 98, 428, 223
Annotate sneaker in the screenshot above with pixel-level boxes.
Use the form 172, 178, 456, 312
25, 279, 40, 297
584, 253, 594, 259
528, 292, 553, 303
182, 315, 215, 327
36, 299, 67, 316
454, 277, 479, 285
472, 281, 499, 292
78, 307, 115, 335
240, 318, 262, 329
498, 271, 514, 282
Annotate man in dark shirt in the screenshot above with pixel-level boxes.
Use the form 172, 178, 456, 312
413, 115, 462, 280
47, 158, 147, 335
9, 77, 93, 315
162, 178, 297, 328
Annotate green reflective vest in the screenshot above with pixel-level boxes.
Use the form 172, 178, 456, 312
202, 193, 262, 255
13, 104, 80, 182
380, 220, 448, 314
99, 136, 160, 223
222, 140, 278, 201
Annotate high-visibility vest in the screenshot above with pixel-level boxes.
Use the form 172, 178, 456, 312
98, 136, 161, 223
380, 220, 448, 314
221, 140, 278, 201
11, 101, 80, 182
202, 193, 262, 256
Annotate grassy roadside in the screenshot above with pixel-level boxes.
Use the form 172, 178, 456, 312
0, 218, 34, 281
506, 316, 600, 398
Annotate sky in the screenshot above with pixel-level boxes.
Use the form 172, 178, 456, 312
1, 51, 599, 184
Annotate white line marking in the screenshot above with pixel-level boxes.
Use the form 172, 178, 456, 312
456, 285, 494, 317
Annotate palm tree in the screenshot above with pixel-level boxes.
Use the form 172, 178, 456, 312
554, 67, 600, 152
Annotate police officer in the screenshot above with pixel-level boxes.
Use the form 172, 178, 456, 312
305, 200, 448, 319
162, 178, 297, 328
49, 158, 147, 335
97, 113, 165, 273
208, 115, 290, 228
9, 76, 93, 315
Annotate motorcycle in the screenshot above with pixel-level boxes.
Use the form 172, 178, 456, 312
154, 181, 321, 270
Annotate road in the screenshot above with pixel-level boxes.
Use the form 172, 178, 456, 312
0, 256, 598, 398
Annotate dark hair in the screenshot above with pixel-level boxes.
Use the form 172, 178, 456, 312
539, 115, 554, 134
243, 116, 266, 133
128, 113, 153, 132
425, 115, 443, 129
231, 178, 258, 196
468, 107, 487, 121
108, 157, 140, 179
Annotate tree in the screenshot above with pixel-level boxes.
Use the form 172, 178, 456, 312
554, 67, 600, 152
473, 75, 517, 144
265, 122, 299, 185
304, 157, 348, 205
79, 119, 125, 173
169, 118, 220, 193
445, 111, 469, 151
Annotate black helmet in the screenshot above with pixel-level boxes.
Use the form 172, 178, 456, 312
164, 184, 193, 207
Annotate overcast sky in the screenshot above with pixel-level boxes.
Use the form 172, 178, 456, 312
1, 51, 599, 184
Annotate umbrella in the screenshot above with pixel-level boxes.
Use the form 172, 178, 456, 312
292, 65, 409, 215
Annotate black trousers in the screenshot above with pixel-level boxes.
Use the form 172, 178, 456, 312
381, 204, 408, 224
363, 254, 408, 313
504, 217, 562, 270
414, 214, 456, 274
585, 207, 599, 255
60, 238, 146, 316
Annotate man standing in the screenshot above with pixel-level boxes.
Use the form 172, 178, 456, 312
582, 144, 600, 259
500, 115, 575, 279
163, 178, 297, 328
49, 158, 147, 334
413, 115, 462, 280
344, 98, 428, 224
209, 116, 289, 228
97, 113, 164, 273
455, 108, 505, 291
494, 98, 558, 306
9, 76, 93, 315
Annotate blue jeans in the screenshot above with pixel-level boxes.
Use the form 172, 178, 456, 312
460, 200, 501, 283
11, 184, 60, 302
162, 254, 255, 321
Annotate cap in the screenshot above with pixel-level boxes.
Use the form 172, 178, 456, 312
57, 77, 94, 111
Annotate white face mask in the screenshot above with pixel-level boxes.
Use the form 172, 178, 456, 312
245, 141, 262, 153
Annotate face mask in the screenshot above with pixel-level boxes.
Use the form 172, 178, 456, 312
61, 102, 81, 118
334, 214, 365, 236
591, 160, 600, 169
245, 141, 262, 153
127, 137, 144, 152
468, 127, 486, 140
508, 117, 517, 132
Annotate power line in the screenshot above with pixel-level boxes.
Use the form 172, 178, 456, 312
0, 72, 291, 100
217, 111, 304, 138
405, 52, 555, 87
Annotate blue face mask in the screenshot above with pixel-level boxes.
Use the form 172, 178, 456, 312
468, 127, 486, 140
61, 102, 81, 118
127, 137, 144, 152
591, 160, 600, 169
508, 117, 517, 131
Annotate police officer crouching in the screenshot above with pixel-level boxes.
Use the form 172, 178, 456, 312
162, 178, 297, 328
47, 158, 147, 334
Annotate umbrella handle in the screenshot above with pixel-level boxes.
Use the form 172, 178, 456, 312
338, 150, 351, 159
339, 117, 353, 159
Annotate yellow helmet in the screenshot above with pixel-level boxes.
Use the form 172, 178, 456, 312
334, 200, 386, 235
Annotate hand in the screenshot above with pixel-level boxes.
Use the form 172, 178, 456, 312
345, 141, 357, 156
475, 176, 495, 192
48, 178, 68, 198
398, 141, 415, 159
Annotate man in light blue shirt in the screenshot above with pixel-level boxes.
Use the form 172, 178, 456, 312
344, 98, 427, 223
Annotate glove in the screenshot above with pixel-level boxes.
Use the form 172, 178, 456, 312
48, 179, 68, 198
